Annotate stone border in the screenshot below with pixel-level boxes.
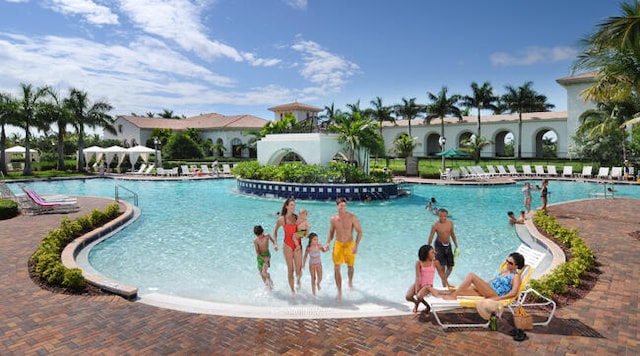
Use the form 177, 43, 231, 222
61, 198, 140, 299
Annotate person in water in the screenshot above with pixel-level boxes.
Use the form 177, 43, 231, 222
253, 225, 276, 289
443, 252, 525, 302
302, 232, 328, 296
273, 198, 302, 296
405, 244, 449, 313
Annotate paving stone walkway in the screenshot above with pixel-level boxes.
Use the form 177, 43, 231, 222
1, 194, 638, 355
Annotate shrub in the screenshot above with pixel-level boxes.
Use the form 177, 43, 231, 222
0, 199, 19, 219
232, 161, 393, 184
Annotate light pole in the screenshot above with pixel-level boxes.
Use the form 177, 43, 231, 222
153, 137, 161, 168
439, 136, 447, 171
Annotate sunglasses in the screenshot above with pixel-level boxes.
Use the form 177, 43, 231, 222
506, 259, 515, 266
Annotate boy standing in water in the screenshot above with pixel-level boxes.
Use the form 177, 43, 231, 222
254, 225, 277, 289
427, 208, 459, 286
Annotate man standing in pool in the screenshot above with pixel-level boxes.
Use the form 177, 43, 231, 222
427, 208, 459, 286
326, 197, 362, 301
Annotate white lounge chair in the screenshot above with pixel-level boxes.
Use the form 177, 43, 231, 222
578, 166, 593, 178
19, 187, 79, 215
181, 165, 191, 176
222, 164, 232, 175
486, 165, 498, 176
142, 164, 155, 175
597, 167, 610, 179
522, 165, 533, 176
126, 163, 147, 175
201, 165, 213, 175
610, 167, 623, 180
547, 165, 558, 177
561, 166, 573, 178
507, 165, 520, 176
425, 263, 556, 330
473, 166, 491, 179
534, 165, 546, 176
497, 165, 509, 176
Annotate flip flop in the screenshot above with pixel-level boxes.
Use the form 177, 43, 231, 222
513, 329, 527, 342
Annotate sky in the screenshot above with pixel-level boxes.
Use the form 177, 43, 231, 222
0, 0, 625, 136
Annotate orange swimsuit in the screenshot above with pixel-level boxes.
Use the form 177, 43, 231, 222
283, 222, 298, 250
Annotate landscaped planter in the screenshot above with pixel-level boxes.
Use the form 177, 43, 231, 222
236, 178, 404, 201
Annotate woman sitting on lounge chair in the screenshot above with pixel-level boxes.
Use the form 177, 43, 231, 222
443, 252, 524, 301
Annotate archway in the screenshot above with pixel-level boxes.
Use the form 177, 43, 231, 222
426, 133, 441, 155
535, 129, 558, 158
493, 130, 513, 157
267, 148, 307, 166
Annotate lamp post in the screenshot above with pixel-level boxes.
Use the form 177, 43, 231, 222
439, 136, 446, 171
153, 137, 161, 168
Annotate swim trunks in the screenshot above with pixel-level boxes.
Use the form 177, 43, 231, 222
332, 240, 355, 266
283, 222, 298, 250
257, 251, 270, 271
434, 240, 454, 267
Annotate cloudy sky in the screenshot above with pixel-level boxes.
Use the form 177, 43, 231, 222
0, 0, 622, 132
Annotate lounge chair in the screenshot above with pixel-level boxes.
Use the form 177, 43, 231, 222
20, 188, 79, 215
180, 165, 191, 176
561, 166, 573, 178
201, 165, 213, 175
507, 165, 520, 176
522, 165, 533, 177
578, 166, 593, 178
222, 164, 232, 175
534, 165, 546, 176
497, 165, 509, 176
547, 165, 558, 177
142, 164, 155, 175
126, 163, 147, 175
597, 167, 610, 179
18, 184, 77, 203
473, 166, 491, 179
486, 165, 498, 176
610, 167, 623, 180
425, 262, 555, 330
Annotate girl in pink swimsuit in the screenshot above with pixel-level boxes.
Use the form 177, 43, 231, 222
405, 244, 449, 313
302, 233, 327, 296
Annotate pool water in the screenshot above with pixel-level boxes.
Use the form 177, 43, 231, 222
10, 179, 640, 312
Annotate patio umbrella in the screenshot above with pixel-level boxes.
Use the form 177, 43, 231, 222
435, 149, 469, 157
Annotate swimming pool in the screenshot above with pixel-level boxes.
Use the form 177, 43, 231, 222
9, 179, 640, 317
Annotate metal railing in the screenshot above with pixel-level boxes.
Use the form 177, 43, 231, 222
115, 185, 138, 206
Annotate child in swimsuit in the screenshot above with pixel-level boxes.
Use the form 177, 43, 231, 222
295, 208, 310, 250
253, 225, 277, 289
405, 245, 449, 313
302, 232, 327, 296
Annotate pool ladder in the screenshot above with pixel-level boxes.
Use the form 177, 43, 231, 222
115, 185, 139, 206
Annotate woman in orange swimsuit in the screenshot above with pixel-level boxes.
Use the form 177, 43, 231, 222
273, 198, 303, 296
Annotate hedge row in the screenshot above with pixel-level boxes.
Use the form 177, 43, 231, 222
0, 199, 18, 219
30, 203, 121, 291
232, 161, 392, 184
529, 210, 596, 298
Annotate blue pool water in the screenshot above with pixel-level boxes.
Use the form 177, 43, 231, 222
9, 179, 640, 312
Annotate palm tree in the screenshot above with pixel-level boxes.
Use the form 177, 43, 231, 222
576, 104, 627, 163
425, 86, 463, 142
0, 92, 19, 175
42, 88, 71, 170
461, 136, 493, 163
320, 103, 341, 128
573, 0, 640, 104
328, 112, 383, 169
366, 96, 395, 135
65, 88, 115, 171
15, 83, 51, 175
389, 133, 421, 158
461, 81, 497, 138
502, 82, 555, 158
394, 97, 422, 138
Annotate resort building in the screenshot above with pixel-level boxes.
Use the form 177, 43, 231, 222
105, 72, 596, 162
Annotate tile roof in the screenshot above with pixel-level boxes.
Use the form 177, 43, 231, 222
268, 102, 323, 112
117, 114, 269, 130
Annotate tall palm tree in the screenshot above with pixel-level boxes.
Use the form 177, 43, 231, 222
65, 88, 115, 171
16, 83, 50, 175
394, 97, 422, 139
366, 96, 395, 135
320, 103, 341, 127
461, 81, 497, 138
573, 0, 640, 104
0, 92, 19, 175
328, 112, 383, 169
502, 81, 555, 158
42, 88, 71, 170
425, 86, 463, 141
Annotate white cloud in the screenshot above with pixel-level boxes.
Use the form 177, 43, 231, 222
490, 46, 578, 66
291, 39, 359, 93
46, 0, 119, 25
283, 0, 307, 10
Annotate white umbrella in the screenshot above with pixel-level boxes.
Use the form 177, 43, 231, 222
83, 146, 105, 167
104, 146, 127, 168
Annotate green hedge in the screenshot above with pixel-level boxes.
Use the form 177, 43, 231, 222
528, 210, 596, 298
232, 161, 393, 184
0, 199, 19, 219
30, 203, 121, 292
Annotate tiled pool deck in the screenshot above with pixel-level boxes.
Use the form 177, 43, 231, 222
1, 181, 639, 355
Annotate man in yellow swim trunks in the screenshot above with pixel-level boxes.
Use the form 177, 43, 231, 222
325, 197, 362, 301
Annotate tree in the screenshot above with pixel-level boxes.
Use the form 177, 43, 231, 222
366, 96, 395, 135
424, 86, 463, 146
575, 102, 634, 164
0, 92, 19, 175
502, 81, 554, 158
394, 97, 422, 138
461, 81, 497, 138
65, 88, 115, 171
42, 88, 72, 170
15, 83, 51, 175
460, 135, 492, 163
164, 132, 204, 159
320, 103, 341, 128
328, 112, 383, 169
389, 133, 420, 158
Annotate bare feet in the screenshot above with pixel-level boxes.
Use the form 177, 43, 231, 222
296, 275, 301, 288
317, 283, 321, 291
336, 291, 342, 301
412, 304, 418, 313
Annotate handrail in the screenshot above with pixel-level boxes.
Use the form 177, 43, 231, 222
115, 185, 138, 206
